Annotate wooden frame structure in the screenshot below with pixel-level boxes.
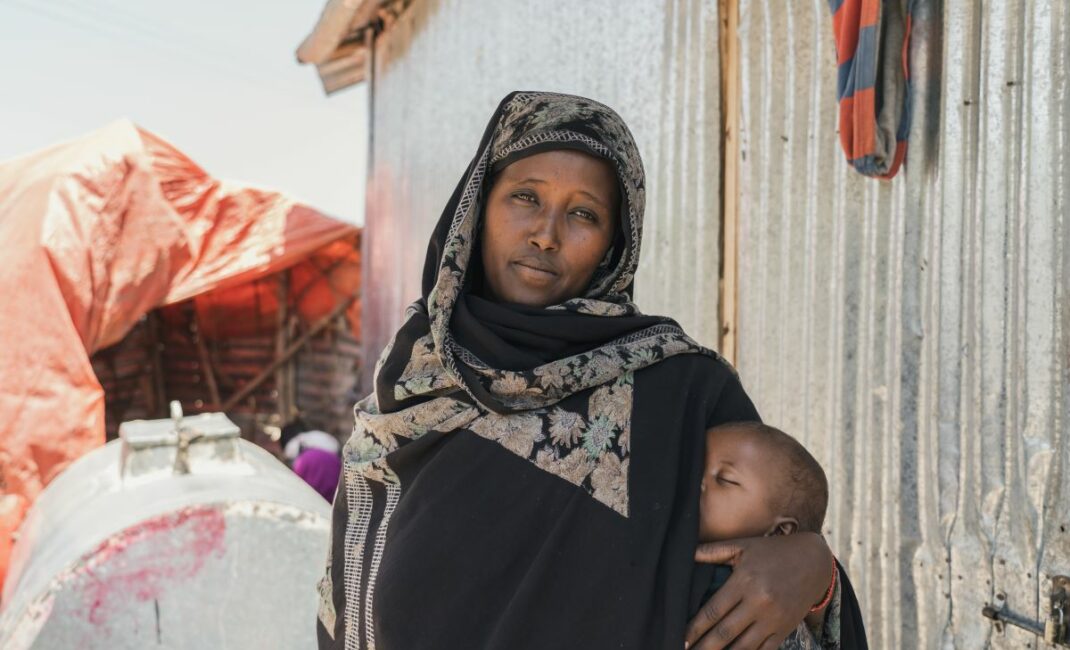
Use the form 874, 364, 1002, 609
718, 0, 741, 366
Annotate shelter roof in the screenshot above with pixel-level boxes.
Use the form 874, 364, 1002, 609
0, 121, 359, 573
297, 0, 402, 94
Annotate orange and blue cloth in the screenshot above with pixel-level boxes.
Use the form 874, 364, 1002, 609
829, 0, 915, 179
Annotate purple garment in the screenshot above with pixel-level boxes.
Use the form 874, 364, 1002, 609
293, 448, 342, 501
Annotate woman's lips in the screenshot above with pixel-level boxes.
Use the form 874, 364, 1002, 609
512, 260, 558, 284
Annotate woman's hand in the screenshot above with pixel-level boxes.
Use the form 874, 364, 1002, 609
684, 533, 832, 650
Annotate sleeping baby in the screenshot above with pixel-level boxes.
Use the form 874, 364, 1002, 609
697, 421, 834, 648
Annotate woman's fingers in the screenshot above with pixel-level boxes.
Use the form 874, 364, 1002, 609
755, 634, 782, 650
691, 590, 787, 650
689, 536, 832, 649
684, 588, 743, 649
694, 539, 743, 565
710, 622, 774, 650
690, 616, 755, 650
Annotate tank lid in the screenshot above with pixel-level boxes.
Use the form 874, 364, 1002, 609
119, 411, 239, 448
119, 403, 243, 479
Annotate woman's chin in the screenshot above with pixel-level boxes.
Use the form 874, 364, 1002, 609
493, 275, 563, 307
508, 294, 557, 308
496, 287, 559, 308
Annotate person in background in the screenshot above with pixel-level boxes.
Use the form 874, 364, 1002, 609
294, 448, 342, 502
280, 418, 341, 501
280, 418, 341, 461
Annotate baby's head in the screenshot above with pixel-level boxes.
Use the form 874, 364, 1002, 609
699, 422, 828, 542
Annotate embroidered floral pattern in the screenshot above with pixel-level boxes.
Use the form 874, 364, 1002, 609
462, 372, 636, 516
468, 411, 546, 458
460, 330, 709, 412
346, 369, 638, 517
395, 334, 452, 400
590, 453, 629, 516
548, 408, 585, 446
316, 537, 336, 638
534, 447, 596, 487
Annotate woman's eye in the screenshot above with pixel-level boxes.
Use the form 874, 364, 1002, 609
573, 209, 598, 223
716, 476, 739, 487
513, 192, 537, 204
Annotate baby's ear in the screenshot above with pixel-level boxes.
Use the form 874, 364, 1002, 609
766, 516, 799, 537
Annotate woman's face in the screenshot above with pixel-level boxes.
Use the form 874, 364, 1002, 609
481, 149, 619, 307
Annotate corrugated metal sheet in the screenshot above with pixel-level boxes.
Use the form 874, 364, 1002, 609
361, 0, 724, 388
341, 0, 1069, 645
736, 1, 1070, 647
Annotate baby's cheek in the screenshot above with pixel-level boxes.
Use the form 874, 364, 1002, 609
697, 491, 722, 540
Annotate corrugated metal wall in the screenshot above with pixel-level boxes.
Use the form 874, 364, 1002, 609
362, 0, 724, 388
735, 1, 1070, 648
353, 0, 1070, 646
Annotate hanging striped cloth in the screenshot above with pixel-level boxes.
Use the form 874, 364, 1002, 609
829, 0, 915, 179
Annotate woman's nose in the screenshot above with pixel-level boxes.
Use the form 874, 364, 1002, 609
528, 207, 562, 251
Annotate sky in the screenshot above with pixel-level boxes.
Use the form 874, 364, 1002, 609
0, 0, 367, 223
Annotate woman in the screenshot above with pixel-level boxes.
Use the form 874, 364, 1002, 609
317, 91, 866, 649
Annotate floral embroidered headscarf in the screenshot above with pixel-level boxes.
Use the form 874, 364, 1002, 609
375, 90, 715, 417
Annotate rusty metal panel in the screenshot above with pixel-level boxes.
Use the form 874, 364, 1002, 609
735, 1, 1070, 648
361, 0, 723, 387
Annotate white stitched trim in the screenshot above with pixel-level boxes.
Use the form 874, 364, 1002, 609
490, 129, 612, 164
343, 471, 373, 650
363, 472, 401, 650
445, 146, 488, 247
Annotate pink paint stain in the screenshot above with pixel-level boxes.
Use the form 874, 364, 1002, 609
75, 505, 226, 626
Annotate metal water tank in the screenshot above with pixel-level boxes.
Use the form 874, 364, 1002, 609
0, 405, 331, 649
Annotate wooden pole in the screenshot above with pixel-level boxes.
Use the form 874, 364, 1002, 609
193, 315, 221, 409
275, 271, 292, 424
222, 292, 358, 413
718, 0, 741, 367
146, 311, 168, 417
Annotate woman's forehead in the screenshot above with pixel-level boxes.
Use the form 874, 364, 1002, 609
496, 150, 617, 189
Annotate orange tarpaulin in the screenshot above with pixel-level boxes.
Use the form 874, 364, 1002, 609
0, 121, 359, 583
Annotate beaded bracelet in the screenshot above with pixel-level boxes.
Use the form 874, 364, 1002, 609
809, 557, 838, 613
